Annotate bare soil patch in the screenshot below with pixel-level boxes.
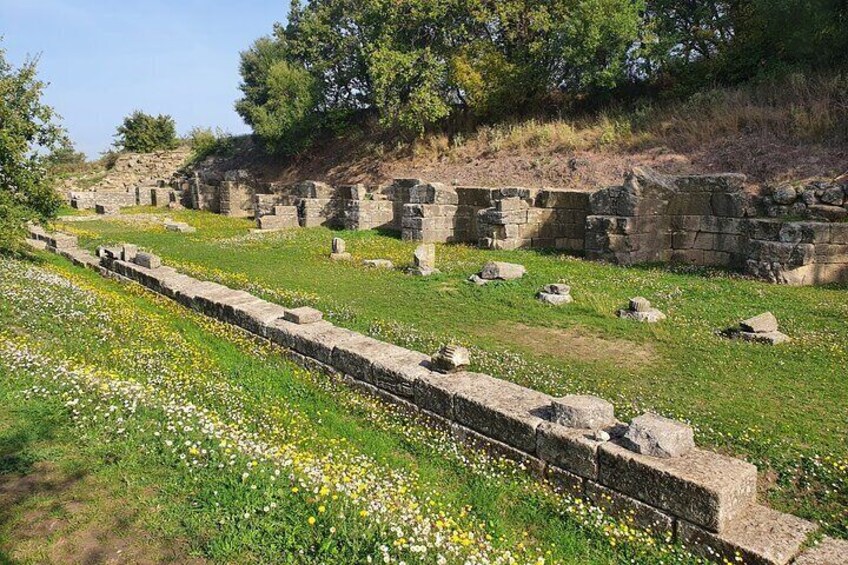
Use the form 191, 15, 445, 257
484, 322, 656, 368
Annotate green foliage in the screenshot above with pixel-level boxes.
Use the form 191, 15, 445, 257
45, 138, 88, 176
114, 110, 179, 153
0, 43, 63, 254
187, 127, 235, 163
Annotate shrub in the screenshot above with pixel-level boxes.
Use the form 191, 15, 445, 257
114, 111, 179, 153
187, 127, 235, 163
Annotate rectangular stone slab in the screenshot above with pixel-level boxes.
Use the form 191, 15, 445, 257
678, 504, 818, 565
275, 322, 362, 365
370, 350, 434, 398
585, 481, 674, 536
413, 372, 485, 419
230, 300, 289, 336
536, 422, 604, 479
598, 443, 757, 532
331, 335, 411, 382
453, 375, 551, 454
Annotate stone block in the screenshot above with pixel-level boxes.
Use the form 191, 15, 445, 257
537, 292, 573, 305
544, 465, 585, 495
413, 371, 484, 419
551, 395, 615, 430
678, 504, 818, 565
231, 300, 289, 337
621, 413, 695, 458
495, 197, 529, 212
362, 259, 394, 269
134, 252, 161, 269
120, 244, 137, 262
536, 422, 604, 479
331, 335, 411, 382
585, 482, 675, 535
431, 344, 470, 373
479, 261, 526, 280
598, 443, 758, 532
739, 312, 779, 333
808, 204, 848, 222
793, 537, 848, 565
370, 350, 434, 398
453, 375, 551, 453
535, 190, 590, 210
283, 306, 323, 325
736, 331, 791, 345
276, 321, 361, 365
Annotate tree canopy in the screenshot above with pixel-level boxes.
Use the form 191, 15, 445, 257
0, 44, 64, 254
114, 111, 179, 153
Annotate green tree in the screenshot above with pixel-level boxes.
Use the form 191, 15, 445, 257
114, 111, 178, 153
0, 44, 64, 254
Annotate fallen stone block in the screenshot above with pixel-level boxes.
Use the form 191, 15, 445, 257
479, 261, 526, 280
467, 274, 489, 286
329, 237, 352, 260
722, 312, 790, 345
551, 395, 616, 430
537, 292, 573, 305
165, 221, 196, 233
621, 413, 695, 459
740, 312, 779, 333
134, 252, 162, 269
598, 443, 758, 532
585, 481, 675, 535
736, 330, 792, 345
453, 375, 551, 453
283, 306, 323, 325
409, 243, 438, 276
678, 504, 818, 565
25, 238, 48, 251
431, 344, 470, 373
363, 259, 394, 269
617, 297, 666, 323
793, 537, 848, 565
48, 233, 78, 250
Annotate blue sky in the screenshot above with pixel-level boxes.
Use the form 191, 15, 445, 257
1, 0, 289, 157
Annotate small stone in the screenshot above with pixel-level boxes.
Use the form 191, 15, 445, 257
120, 244, 137, 262
551, 395, 616, 429
819, 186, 845, 206
134, 252, 162, 269
479, 261, 526, 280
737, 330, 791, 345
808, 204, 848, 221
283, 306, 323, 325
410, 243, 439, 275
629, 297, 651, 312
165, 221, 196, 233
618, 308, 666, 323
431, 344, 470, 373
772, 184, 797, 205
467, 274, 489, 286
332, 237, 346, 254
537, 292, 573, 306
363, 259, 394, 269
621, 413, 695, 458
330, 252, 352, 261
594, 430, 611, 442
543, 284, 571, 295
739, 312, 778, 333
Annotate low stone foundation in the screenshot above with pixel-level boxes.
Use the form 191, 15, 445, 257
28, 224, 841, 564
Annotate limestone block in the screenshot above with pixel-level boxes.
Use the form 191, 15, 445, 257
370, 350, 434, 398
544, 464, 585, 495
95, 203, 120, 215
409, 182, 458, 205
165, 221, 196, 233
231, 300, 289, 337
284, 306, 323, 325
330, 252, 352, 261
772, 184, 797, 205
678, 504, 818, 565
808, 204, 848, 222
739, 312, 779, 333
551, 395, 616, 430
134, 252, 161, 269
537, 292, 573, 305
736, 331, 791, 345
535, 190, 590, 209
48, 233, 78, 250
453, 375, 551, 453
479, 261, 526, 280
431, 345, 470, 373
413, 371, 484, 419
413, 243, 435, 270
598, 443, 758, 532
793, 537, 848, 565
362, 259, 394, 269
585, 482, 675, 535
331, 335, 411, 382
332, 237, 346, 254
277, 321, 360, 365
621, 413, 695, 458
820, 186, 845, 206
120, 244, 138, 262
536, 422, 604, 479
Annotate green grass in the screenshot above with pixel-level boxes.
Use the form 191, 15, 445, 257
0, 253, 699, 563
54, 209, 848, 539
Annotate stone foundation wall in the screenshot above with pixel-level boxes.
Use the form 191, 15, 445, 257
70, 190, 137, 210
29, 226, 834, 565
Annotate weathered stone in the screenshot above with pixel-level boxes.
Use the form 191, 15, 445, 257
598, 443, 758, 532
134, 252, 161, 269
585, 482, 675, 535
363, 259, 394, 269
283, 306, 323, 325
95, 203, 120, 215
431, 344, 470, 373
819, 186, 845, 207
537, 292, 573, 305
621, 413, 695, 458
736, 330, 791, 345
772, 184, 797, 205
808, 204, 848, 221
793, 537, 848, 565
678, 504, 818, 565
542, 283, 571, 295
332, 237, 346, 254
618, 308, 666, 323
413, 243, 436, 270
739, 312, 779, 333
551, 395, 615, 430
453, 374, 551, 453
536, 422, 604, 479
479, 261, 526, 280
467, 274, 489, 286
331, 335, 411, 382
413, 371, 482, 419
629, 297, 651, 312
330, 252, 352, 261
370, 350, 434, 398
120, 244, 137, 262
544, 464, 585, 495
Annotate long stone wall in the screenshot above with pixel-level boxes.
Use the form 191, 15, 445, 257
26, 225, 847, 565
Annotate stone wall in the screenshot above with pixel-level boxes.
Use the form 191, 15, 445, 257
29, 225, 838, 565
70, 190, 137, 210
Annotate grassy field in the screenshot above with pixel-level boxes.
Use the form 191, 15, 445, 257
54, 209, 848, 540
0, 252, 708, 564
